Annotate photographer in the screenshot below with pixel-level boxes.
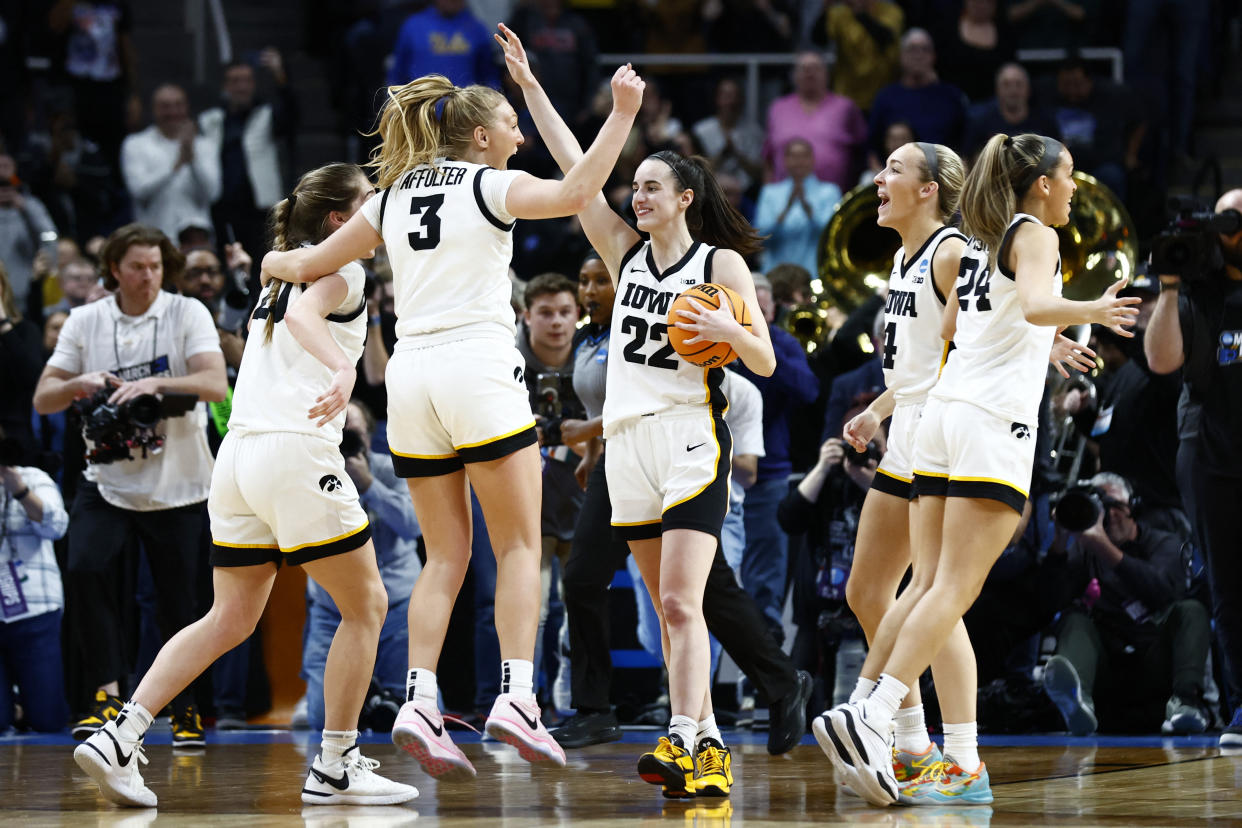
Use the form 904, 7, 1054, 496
777, 425, 879, 709
0, 425, 70, 732
1041, 473, 1210, 736
1145, 188, 1242, 746
302, 400, 421, 731
32, 223, 226, 743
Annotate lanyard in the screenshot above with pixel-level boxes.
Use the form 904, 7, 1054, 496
112, 314, 160, 371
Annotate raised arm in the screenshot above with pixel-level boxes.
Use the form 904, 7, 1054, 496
260, 214, 382, 286
496, 24, 639, 279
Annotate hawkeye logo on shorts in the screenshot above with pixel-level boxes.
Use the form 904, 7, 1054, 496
1010, 423, 1031, 440
514, 366, 525, 384
319, 474, 344, 493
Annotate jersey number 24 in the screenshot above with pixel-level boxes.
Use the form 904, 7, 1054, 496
956, 259, 993, 312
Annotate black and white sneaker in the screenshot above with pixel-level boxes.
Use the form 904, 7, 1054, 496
301, 748, 419, 806
74, 719, 157, 808
818, 702, 898, 807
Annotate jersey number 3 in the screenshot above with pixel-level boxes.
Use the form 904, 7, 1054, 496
956, 259, 993, 312
408, 194, 444, 251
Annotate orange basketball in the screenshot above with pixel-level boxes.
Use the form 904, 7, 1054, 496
666, 283, 752, 368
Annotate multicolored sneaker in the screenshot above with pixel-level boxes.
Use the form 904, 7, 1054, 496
895, 743, 943, 784
483, 692, 567, 766
301, 747, 419, 806
72, 690, 124, 741
898, 759, 994, 805
171, 704, 206, 749
692, 738, 732, 797
392, 698, 476, 782
74, 719, 157, 807
638, 734, 696, 799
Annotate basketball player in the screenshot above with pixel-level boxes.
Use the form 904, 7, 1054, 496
260, 66, 644, 779
817, 134, 1138, 807
74, 163, 418, 808
497, 25, 775, 798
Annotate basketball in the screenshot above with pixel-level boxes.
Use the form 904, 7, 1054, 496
666, 283, 751, 368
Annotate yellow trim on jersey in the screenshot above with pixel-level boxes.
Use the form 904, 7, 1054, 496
612, 518, 663, 527
912, 469, 949, 479
454, 420, 538, 451
937, 340, 951, 376
281, 522, 370, 553
875, 468, 913, 484
662, 414, 723, 514
390, 448, 458, 460
948, 475, 1029, 497
213, 539, 280, 550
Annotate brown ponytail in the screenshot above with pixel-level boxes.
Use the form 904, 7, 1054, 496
960, 133, 1062, 264
648, 151, 764, 258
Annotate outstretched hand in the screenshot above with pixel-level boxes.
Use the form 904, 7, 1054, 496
1050, 334, 1097, 379
495, 23, 537, 89
1094, 277, 1142, 338
610, 63, 645, 118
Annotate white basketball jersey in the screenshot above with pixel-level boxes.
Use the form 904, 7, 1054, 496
932, 213, 1061, 422
602, 241, 729, 437
882, 226, 965, 403
360, 160, 523, 341
229, 261, 367, 443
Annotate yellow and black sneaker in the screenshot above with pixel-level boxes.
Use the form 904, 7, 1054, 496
638, 734, 696, 798
71, 690, 124, 741
692, 738, 732, 797
171, 703, 206, 748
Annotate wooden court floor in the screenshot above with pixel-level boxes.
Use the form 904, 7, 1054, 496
2, 733, 1240, 827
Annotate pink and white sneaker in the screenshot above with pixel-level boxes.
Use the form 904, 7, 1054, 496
484, 693, 567, 767
391, 698, 476, 782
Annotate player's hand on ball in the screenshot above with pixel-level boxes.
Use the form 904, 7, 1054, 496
674, 297, 740, 346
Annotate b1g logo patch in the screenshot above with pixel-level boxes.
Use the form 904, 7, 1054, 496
1218, 330, 1241, 366
1010, 423, 1031, 440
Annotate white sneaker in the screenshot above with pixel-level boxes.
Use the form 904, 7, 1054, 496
391, 699, 476, 781
301, 749, 419, 806
73, 719, 157, 808
821, 702, 898, 807
484, 692, 566, 767
812, 711, 864, 801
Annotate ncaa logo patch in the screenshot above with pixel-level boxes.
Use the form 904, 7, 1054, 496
1010, 423, 1031, 440
319, 474, 344, 493
919, 259, 930, 274
1218, 330, 1241, 366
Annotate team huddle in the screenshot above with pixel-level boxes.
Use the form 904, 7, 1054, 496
72, 25, 1138, 811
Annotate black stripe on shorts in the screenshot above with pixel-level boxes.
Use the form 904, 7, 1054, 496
458, 425, 538, 465
870, 470, 912, 500
211, 544, 282, 568
946, 479, 1027, 515
613, 520, 663, 542
286, 523, 373, 566
392, 452, 466, 478
661, 415, 732, 541
913, 472, 949, 499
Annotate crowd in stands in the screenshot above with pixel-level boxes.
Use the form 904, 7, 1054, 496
0, 0, 1239, 748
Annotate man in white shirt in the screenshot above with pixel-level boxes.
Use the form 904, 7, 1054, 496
121, 85, 221, 242
33, 223, 226, 746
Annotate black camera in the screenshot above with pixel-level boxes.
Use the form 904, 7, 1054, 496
845, 440, 882, 467
340, 428, 368, 459
1149, 198, 1242, 280
72, 385, 198, 464
535, 372, 564, 446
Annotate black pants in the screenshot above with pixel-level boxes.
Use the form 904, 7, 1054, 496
1187, 463, 1242, 707
66, 481, 204, 700
562, 455, 797, 712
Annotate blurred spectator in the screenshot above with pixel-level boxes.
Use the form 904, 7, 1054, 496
857, 120, 915, 187
935, 0, 1017, 103
754, 138, 841, 274
962, 63, 1061, 160
0, 263, 45, 458
692, 77, 766, 195
303, 400, 421, 731
717, 171, 757, 224
175, 246, 248, 373
44, 256, 100, 316
1123, 0, 1211, 164
868, 29, 968, 164
1041, 473, 1210, 735
33, 223, 225, 742
121, 85, 221, 242
200, 50, 298, 289
509, 1, 598, 125
821, 308, 886, 441
0, 426, 71, 732
20, 106, 122, 243
766, 261, 814, 320
1037, 56, 1144, 200
0, 153, 58, 313
387, 0, 499, 88
706, 0, 796, 53
635, 77, 687, 156
763, 51, 866, 191
1004, 0, 1100, 51
813, 0, 904, 111
47, 0, 141, 166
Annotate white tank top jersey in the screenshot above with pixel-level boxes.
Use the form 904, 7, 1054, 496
882, 225, 966, 403
359, 160, 524, 341
602, 240, 730, 438
228, 260, 368, 443
932, 213, 1061, 422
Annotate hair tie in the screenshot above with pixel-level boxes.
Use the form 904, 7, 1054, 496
288, 191, 298, 208
1015, 135, 1064, 196
916, 141, 940, 182
1002, 135, 1014, 149
433, 94, 450, 122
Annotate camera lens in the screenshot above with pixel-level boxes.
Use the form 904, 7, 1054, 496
1055, 488, 1101, 532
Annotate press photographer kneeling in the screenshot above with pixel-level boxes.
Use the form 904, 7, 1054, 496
32, 224, 226, 741
1144, 189, 1242, 747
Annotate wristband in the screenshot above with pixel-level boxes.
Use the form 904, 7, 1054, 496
12, 486, 30, 501
369, 315, 382, 327
1159, 279, 1180, 293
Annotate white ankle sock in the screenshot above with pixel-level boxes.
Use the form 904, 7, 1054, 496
501, 659, 535, 700
669, 715, 697, 749
116, 701, 153, 742
406, 668, 438, 704
321, 729, 358, 766
862, 673, 909, 725
850, 676, 877, 703
943, 721, 980, 773
894, 704, 932, 753
696, 714, 722, 748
